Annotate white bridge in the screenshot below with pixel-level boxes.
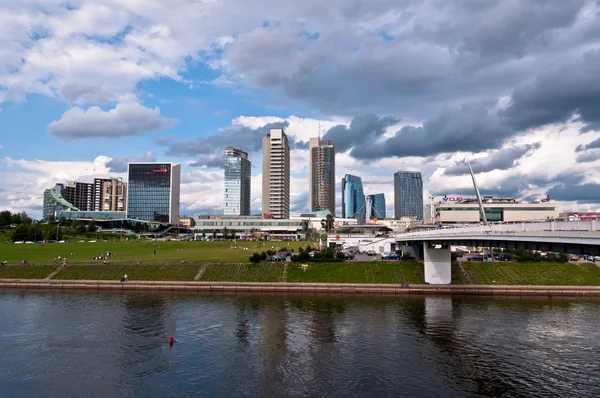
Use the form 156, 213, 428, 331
391, 218, 600, 285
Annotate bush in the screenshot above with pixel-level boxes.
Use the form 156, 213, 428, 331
266, 249, 275, 256
260, 251, 267, 260
401, 253, 414, 261
249, 253, 262, 263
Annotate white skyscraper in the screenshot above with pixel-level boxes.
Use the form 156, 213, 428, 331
262, 128, 290, 219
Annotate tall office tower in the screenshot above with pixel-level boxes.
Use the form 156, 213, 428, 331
309, 137, 335, 215
262, 128, 290, 219
62, 181, 94, 211
127, 162, 181, 223
224, 147, 251, 216
341, 174, 366, 224
394, 171, 424, 220
366, 193, 386, 220
93, 178, 127, 211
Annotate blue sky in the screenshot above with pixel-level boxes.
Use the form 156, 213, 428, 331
2, 0, 600, 219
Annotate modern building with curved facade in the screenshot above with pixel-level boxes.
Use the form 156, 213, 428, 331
43, 183, 80, 220
341, 174, 366, 224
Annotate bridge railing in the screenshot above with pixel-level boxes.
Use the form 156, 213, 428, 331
398, 218, 599, 238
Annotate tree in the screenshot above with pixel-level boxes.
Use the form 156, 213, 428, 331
11, 224, 30, 242
0, 210, 12, 226
88, 220, 97, 232
10, 213, 22, 225
325, 214, 335, 232
20, 212, 33, 224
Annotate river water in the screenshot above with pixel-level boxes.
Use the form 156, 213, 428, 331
1, 291, 599, 397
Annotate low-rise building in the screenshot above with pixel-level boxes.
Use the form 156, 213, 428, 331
432, 197, 558, 224
194, 215, 305, 240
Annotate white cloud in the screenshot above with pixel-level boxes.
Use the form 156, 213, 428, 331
48, 103, 176, 141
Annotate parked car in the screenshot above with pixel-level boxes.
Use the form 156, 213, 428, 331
382, 252, 400, 260
309, 251, 320, 258
366, 250, 377, 256
494, 253, 514, 262
342, 251, 355, 260
266, 254, 286, 262
467, 254, 489, 262
569, 254, 579, 261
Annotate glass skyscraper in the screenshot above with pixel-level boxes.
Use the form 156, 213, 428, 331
394, 171, 423, 220
309, 137, 335, 215
341, 174, 366, 224
366, 193, 386, 220
127, 162, 181, 224
224, 147, 251, 216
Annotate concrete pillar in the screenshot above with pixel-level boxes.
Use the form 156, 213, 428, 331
424, 243, 451, 284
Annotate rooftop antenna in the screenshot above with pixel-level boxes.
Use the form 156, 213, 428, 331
318, 122, 321, 141
468, 158, 487, 225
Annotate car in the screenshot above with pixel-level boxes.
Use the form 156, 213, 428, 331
309, 251, 320, 258
382, 252, 400, 260
467, 254, 488, 261
569, 254, 579, 261
366, 250, 377, 256
494, 253, 514, 262
342, 251, 354, 260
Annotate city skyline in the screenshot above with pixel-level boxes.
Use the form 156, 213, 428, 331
2, 1, 600, 220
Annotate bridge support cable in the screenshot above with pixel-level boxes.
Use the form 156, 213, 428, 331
468, 159, 496, 282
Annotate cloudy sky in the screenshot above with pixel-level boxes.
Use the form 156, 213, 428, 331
2, 0, 600, 219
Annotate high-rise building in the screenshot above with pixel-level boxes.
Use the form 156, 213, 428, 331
394, 171, 423, 220
127, 162, 181, 224
93, 178, 127, 211
262, 128, 290, 219
224, 147, 251, 216
43, 183, 79, 220
62, 181, 94, 211
341, 174, 366, 224
366, 193, 386, 220
309, 137, 335, 215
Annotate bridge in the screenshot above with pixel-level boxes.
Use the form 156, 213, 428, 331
392, 218, 600, 285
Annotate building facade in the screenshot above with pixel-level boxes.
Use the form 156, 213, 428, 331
366, 193, 386, 220
394, 171, 423, 220
341, 174, 366, 224
43, 183, 80, 220
62, 181, 94, 211
127, 162, 181, 224
262, 128, 290, 219
194, 215, 304, 240
309, 137, 335, 215
224, 147, 251, 216
93, 178, 127, 212
433, 197, 559, 224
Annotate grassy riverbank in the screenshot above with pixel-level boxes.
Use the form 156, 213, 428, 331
2, 260, 600, 285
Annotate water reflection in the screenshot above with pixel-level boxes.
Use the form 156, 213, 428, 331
1, 291, 600, 397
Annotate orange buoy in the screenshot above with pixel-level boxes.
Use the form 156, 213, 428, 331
169, 336, 174, 345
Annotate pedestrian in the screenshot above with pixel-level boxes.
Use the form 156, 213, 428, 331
124, 274, 128, 282
120, 275, 125, 282
153, 249, 156, 255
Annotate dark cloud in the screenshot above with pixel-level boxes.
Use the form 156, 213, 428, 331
350, 106, 514, 159
575, 149, 600, 164
575, 137, 600, 152
106, 152, 157, 173
547, 177, 600, 204
444, 143, 541, 175
165, 121, 290, 157
502, 49, 600, 133
322, 114, 400, 152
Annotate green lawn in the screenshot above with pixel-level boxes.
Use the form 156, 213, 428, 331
0, 264, 58, 279
0, 240, 312, 265
286, 261, 424, 283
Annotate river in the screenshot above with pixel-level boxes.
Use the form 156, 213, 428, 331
1, 290, 599, 397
